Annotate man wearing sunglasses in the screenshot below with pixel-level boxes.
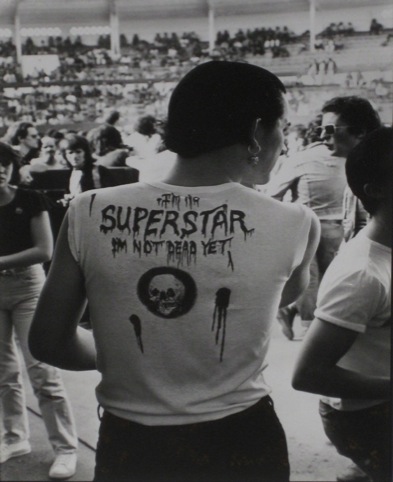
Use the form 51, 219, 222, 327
265, 96, 381, 344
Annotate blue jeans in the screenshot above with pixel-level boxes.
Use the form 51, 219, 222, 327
319, 401, 391, 482
94, 396, 290, 482
0, 264, 78, 454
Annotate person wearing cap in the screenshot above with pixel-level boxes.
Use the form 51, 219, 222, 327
30, 61, 319, 482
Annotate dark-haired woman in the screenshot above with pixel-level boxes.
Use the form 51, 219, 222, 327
30, 61, 320, 482
61, 133, 96, 197
0, 142, 78, 479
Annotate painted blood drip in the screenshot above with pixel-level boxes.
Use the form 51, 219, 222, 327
89, 193, 96, 216
212, 288, 231, 362
129, 314, 144, 353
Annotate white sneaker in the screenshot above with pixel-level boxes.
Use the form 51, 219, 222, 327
0, 440, 31, 464
49, 453, 77, 479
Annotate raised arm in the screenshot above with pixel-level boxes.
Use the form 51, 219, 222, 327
29, 213, 97, 370
292, 318, 390, 399
279, 212, 320, 308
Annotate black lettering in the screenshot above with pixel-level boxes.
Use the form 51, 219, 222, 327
133, 239, 142, 255
211, 210, 228, 237
160, 211, 180, 236
180, 211, 198, 238
145, 210, 164, 237
200, 204, 227, 236
230, 210, 254, 237
100, 205, 116, 234
117, 206, 132, 234
133, 207, 149, 236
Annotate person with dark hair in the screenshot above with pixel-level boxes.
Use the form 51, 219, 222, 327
268, 97, 382, 342
320, 97, 381, 246
60, 133, 97, 201
29, 61, 320, 482
292, 126, 392, 482
0, 142, 78, 479
3, 122, 41, 166
125, 115, 163, 170
87, 124, 128, 168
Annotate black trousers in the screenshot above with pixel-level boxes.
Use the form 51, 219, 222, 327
94, 396, 290, 482
320, 400, 391, 482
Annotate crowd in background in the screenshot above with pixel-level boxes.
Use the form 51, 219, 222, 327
0, 16, 391, 88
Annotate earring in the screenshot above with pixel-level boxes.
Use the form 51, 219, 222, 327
247, 142, 261, 166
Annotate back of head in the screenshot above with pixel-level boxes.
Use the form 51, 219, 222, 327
322, 96, 381, 136
346, 126, 393, 215
164, 60, 286, 158
87, 125, 123, 156
136, 116, 157, 137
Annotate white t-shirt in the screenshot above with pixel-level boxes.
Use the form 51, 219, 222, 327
68, 181, 316, 425
315, 230, 391, 411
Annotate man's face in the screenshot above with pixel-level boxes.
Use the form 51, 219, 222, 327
21, 127, 40, 150
320, 112, 360, 157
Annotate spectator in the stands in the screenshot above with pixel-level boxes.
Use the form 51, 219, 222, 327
87, 124, 129, 168
369, 18, 384, 35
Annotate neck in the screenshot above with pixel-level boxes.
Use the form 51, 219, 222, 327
19, 144, 30, 157
0, 184, 16, 205
162, 145, 245, 187
364, 209, 392, 248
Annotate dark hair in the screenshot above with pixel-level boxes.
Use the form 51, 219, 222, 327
346, 126, 393, 215
0, 141, 22, 185
5, 122, 35, 145
87, 125, 123, 156
104, 110, 120, 126
61, 134, 95, 192
321, 96, 381, 136
164, 60, 286, 158
136, 115, 157, 137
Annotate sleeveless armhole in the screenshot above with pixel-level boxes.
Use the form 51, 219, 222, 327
67, 198, 80, 263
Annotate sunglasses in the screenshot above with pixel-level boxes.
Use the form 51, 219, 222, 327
315, 124, 350, 137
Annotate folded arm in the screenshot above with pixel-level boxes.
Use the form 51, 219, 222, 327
292, 318, 390, 399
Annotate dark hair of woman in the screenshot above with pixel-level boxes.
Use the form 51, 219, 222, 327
164, 60, 286, 158
0, 141, 22, 185
61, 134, 96, 192
345, 126, 393, 215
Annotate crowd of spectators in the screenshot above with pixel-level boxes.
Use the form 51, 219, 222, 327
2, 16, 389, 87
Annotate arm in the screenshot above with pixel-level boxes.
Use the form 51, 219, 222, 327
0, 211, 53, 271
292, 318, 390, 399
264, 158, 299, 201
279, 212, 320, 307
29, 213, 97, 370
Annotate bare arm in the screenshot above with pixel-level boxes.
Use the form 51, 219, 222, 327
29, 213, 97, 370
292, 318, 390, 399
0, 211, 53, 270
279, 212, 320, 308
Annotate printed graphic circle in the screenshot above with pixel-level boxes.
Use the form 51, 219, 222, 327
137, 267, 197, 319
